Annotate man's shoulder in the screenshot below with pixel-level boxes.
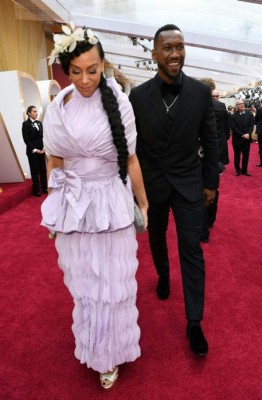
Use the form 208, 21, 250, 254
183, 73, 202, 86
256, 106, 262, 117
130, 78, 154, 95
183, 74, 210, 94
246, 109, 254, 117
214, 100, 227, 110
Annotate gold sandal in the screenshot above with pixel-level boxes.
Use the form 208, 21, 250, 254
100, 366, 119, 391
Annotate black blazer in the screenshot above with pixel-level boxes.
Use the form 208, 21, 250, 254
230, 110, 254, 146
255, 106, 262, 135
22, 119, 44, 156
213, 99, 230, 140
213, 99, 230, 164
129, 73, 219, 202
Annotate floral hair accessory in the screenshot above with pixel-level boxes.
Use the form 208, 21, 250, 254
48, 21, 98, 65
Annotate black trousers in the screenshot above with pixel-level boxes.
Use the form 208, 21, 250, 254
202, 189, 219, 241
233, 140, 251, 173
258, 134, 262, 164
147, 189, 205, 321
207, 189, 219, 228
27, 152, 47, 194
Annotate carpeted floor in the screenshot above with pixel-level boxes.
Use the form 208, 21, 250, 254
0, 141, 261, 400
0, 180, 32, 215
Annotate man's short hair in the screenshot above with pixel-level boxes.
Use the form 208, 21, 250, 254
199, 77, 216, 91
154, 24, 181, 47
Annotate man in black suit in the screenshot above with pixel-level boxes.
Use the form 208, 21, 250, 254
212, 89, 230, 168
230, 100, 254, 176
203, 88, 230, 237
129, 24, 219, 355
255, 102, 262, 167
22, 105, 48, 196
199, 82, 229, 241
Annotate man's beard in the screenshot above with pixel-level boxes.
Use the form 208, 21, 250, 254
157, 61, 183, 82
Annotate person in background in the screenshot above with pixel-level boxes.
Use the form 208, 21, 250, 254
230, 99, 254, 176
211, 89, 230, 170
129, 24, 219, 356
41, 24, 148, 391
198, 82, 229, 242
255, 101, 262, 167
22, 106, 48, 196
227, 105, 234, 114
116, 79, 125, 92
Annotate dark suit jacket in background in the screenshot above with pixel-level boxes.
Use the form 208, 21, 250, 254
213, 99, 230, 165
255, 106, 262, 135
230, 110, 254, 145
129, 73, 219, 203
22, 118, 44, 155
22, 118, 47, 194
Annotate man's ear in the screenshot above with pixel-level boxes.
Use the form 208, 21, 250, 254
152, 49, 156, 61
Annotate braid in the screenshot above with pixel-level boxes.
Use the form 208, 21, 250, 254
99, 75, 129, 184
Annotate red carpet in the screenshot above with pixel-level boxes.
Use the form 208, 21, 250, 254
0, 180, 32, 215
0, 141, 261, 400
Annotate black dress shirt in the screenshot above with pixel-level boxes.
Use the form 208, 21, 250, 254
157, 73, 183, 121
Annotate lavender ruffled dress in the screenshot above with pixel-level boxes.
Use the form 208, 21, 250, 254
41, 78, 140, 373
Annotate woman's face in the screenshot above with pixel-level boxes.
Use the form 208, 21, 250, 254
28, 108, 38, 120
68, 46, 104, 97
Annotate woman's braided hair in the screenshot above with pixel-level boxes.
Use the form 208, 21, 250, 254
99, 75, 128, 184
58, 39, 129, 184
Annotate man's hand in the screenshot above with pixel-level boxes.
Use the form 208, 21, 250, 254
203, 188, 216, 207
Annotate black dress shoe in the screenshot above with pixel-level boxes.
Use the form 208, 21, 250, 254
241, 171, 251, 176
256, 163, 262, 167
42, 189, 48, 194
235, 171, 241, 176
35, 192, 41, 197
156, 276, 170, 300
187, 324, 208, 355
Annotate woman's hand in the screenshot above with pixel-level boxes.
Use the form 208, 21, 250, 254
128, 154, 149, 229
140, 205, 148, 230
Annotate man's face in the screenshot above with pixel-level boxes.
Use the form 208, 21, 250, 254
236, 101, 245, 112
152, 30, 185, 83
212, 90, 220, 100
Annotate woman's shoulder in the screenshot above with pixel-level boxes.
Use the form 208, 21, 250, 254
22, 118, 31, 128
51, 84, 74, 108
63, 92, 73, 106
45, 84, 74, 120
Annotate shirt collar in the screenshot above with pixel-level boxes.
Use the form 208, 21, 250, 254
157, 72, 182, 95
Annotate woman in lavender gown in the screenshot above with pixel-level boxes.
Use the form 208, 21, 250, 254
41, 23, 148, 390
